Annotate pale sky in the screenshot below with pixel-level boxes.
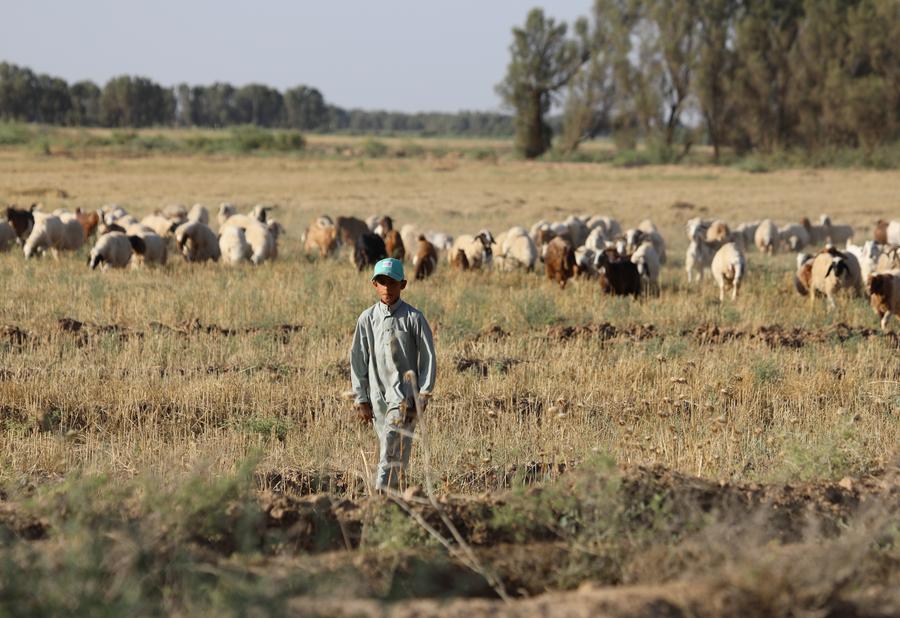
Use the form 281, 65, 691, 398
0, 1, 589, 113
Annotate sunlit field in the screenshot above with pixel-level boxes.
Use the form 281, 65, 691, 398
0, 143, 897, 615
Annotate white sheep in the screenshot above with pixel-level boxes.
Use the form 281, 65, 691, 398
583, 227, 606, 251
188, 203, 209, 225
754, 219, 779, 254
125, 226, 167, 267
685, 237, 714, 283
245, 220, 277, 265
174, 221, 221, 263
424, 231, 453, 252
219, 224, 251, 265
711, 242, 746, 302
819, 215, 853, 245
844, 240, 879, 284
54, 212, 86, 251
251, 204, 274, 223
734, 221, 760, 251
23, 212, 65, 258
141, 214, 177, 238
585, 215, 621, 238
161, 204, 188, 222
89, 232, 133, 270
449, 230, 495, 270
574, 246, 597, 278
779, 223, 810, 252
217, 203, 237, 228
494, 226, 537, 272
631, 241, 661, 295
564, 215, 589, 247
809, 248, 862, 310
624, 227, 666, 264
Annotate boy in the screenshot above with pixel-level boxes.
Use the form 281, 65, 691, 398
350, 257, 436, 491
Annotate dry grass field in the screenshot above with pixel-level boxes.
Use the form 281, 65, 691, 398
0, 141, 898, 615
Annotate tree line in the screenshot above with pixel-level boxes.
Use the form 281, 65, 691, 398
499, 0, 900, 159
0, 62, 514, 137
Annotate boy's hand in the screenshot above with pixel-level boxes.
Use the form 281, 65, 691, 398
356, 402, 374, 425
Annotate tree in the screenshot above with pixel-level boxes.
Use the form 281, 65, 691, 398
497, 8, 588, 158
233, 84, 283, 127
68, 80, 102, 126
100, 75, 174, 127
695, 0, 738, 159
283, 86, 327, 130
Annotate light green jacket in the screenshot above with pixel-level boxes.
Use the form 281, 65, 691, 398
350, 299, 436, 412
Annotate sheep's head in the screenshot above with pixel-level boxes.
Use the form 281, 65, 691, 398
825, 256, 848, 280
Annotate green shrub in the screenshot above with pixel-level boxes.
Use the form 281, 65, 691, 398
362, 138, 389, 158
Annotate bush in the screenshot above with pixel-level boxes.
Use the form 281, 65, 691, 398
0, 122, 32, 145
362, 138, 389, 158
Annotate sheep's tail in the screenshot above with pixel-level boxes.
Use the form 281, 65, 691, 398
733, 256, 745, 281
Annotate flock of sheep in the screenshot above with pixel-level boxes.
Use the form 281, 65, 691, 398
2, 202, 284, 268
303, 212, 900, 330
3, 201, 899, 330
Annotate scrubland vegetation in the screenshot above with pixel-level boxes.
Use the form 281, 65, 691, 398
0, 146, 897, 615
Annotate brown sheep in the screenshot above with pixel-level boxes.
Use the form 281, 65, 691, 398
544, 236, 576, 289
384, 229, 405, 260
303, 215, 338, 258
413, 235, 437, 280
867, 271, 900, 331
449, 248, 469, 271
74, 208, 100, 240
794, 253, 814, 296
335, 216, 369, 249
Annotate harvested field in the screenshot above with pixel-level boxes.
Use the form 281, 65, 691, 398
0, 144, 898, 613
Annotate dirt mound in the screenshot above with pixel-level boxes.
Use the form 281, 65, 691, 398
686, 322, 899, 348
455, 356, 522, 377
149, 319, 303, 342
546, 322, 657, 342
469, 325, 510, 343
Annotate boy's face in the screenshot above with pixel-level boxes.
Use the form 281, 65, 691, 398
372, 275, 406, 305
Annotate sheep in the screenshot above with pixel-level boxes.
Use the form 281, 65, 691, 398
448, 230, 495, 270
624, 227, 666, 264
876, 246, 900, 273
336, 216, 370, 249
631, 241, 661, 295
217, 203, 238, 228
585, 215, 621, 238
844, 240, 880, 283
219, 224, 251, 265
88, 232, 134, 270
425, 231, 453, 252
530, 220, 570, 256
54, 212, 85, 252
6, 204, 35, 244
686, 217, 712, 241
638, 219, 658, 234
596, 248, 641, 297
174, 221, 221, 263
127, 228, 167, 267
866, 271, 900, 331
73, 208, 100, 240
711, 242, 746, 302
734, 221, 760, 251
494, 226, 537, 272
141, 214, 179, 238
543, 236, 576, 289
449, 248, 470, 271
413, 236, 438, 280
23, 212, 65, 259
808, 247, 861, 310
244, 220, 277, 265
779, 223, 810, 252
800, 217, 826, 245
705, 220, 731, 245
353, 232, 387, 271
0, 221, 16, 251
564, 215, 589, 247
251, 204, 274, 223
370, 215, 393, 236
400, 224, 420, 256
162, 204, 188, 223
818, 215, 853, 245
574, 246, 598, 278
794, 253, 815, 296
188, 203, 209, 225
874, 220, 900, 245
754, 219, 780, 255
384, 229, 405, 260
304, 215, 339, 258
583, 227, 606, 251
686, 237, 714, 283
101, 204, 128, 224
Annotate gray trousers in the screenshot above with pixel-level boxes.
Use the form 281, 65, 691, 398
373, 405, 415, 491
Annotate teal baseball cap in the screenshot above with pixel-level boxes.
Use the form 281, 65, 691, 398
372, 258, 405, 281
